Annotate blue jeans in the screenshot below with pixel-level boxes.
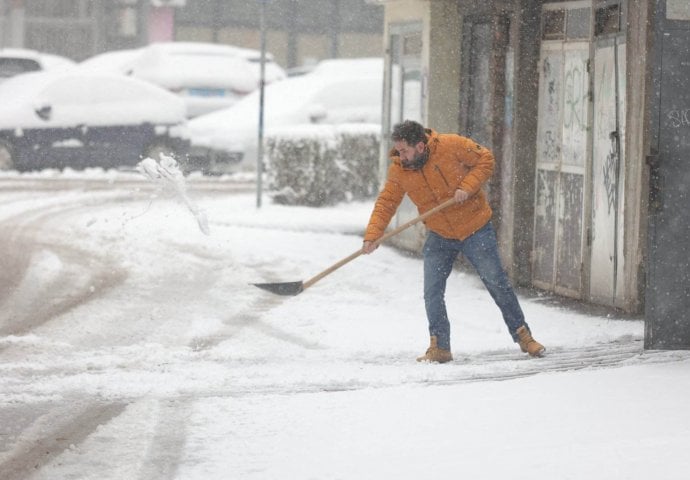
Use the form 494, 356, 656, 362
423, 222, 528, 350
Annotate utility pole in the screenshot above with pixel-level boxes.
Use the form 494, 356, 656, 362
256, 0, 268, 208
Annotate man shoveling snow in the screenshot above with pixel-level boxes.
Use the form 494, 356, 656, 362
362, 120, 545, 362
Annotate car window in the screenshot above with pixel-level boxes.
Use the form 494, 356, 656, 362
0, 58, 41, 78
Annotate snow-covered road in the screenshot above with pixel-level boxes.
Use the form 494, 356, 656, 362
1, 171, 689, 479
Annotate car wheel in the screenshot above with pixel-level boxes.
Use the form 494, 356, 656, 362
0, 139, 15, 170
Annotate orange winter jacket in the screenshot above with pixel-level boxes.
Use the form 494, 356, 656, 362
364, 129, 494, 242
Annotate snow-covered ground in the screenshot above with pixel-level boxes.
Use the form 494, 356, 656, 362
1, 168, 689, 480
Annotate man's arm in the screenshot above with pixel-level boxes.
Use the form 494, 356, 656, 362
456, 137, 495, 195
362, 164, 405, 254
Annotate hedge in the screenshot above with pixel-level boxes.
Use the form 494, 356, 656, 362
265, 123, 380, 206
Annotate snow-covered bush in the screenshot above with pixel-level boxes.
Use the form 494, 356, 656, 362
266, 123, 380, 206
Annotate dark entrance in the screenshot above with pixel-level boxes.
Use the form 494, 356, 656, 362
645, 0, 690, 349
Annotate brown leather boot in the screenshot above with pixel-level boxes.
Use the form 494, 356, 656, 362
416, 336, 453, 363
516, 326, 545, 357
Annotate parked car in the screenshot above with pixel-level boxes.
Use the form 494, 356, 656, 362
79, 42, 286, 118
0, 48, 75, 82
0, 70, 189, 171
187, 57, 383, 174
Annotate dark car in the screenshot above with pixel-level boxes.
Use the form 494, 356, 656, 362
0, 70, 189, 171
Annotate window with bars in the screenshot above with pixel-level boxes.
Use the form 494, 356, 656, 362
543, 6, 591, 41
595, 4, 621, 36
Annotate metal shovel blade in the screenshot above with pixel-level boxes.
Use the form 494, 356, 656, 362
253, 281, 304, 296
251, 198, 457, 297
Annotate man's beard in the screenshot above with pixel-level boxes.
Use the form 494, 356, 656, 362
401, 149, 428, 170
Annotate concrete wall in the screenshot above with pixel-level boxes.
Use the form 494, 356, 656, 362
427, 1, 462, 133
622, 0, 653, 312
502, 0, 541, 286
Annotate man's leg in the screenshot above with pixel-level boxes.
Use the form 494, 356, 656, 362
460, 222, 527, 341
423, 231, 459, 350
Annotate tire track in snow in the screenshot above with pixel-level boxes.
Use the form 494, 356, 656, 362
0, 400, 127, 480
0, 196, 131, 339
136, 399, 192, 480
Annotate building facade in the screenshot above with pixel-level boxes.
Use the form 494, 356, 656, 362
0, 0, 384, 67
375, 0, 690, 349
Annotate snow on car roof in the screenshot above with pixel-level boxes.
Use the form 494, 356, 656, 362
190, 57, 383, 130
0, 48, 75, 69
0, 47, 42, 60
311, 57, 383, 77
78, 48, 140, 72
148, 41, 272, 61
132, 49, 258, 92
79, 42, 284, 91
36, 52, 76, 70
0, 70, 186, 129
187, 58, 383, 153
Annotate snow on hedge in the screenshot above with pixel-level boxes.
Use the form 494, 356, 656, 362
266, 123, 381, 206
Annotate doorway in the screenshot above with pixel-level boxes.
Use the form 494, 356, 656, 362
532, 2, 591, 297
589, 1, 627, 306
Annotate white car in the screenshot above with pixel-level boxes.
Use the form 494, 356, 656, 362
187, 57, 383, 174
79, 42, 286, 118
0, 70, 188, 171
0, 48, 75, 81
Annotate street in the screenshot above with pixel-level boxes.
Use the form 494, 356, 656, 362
1, 170, 689, 480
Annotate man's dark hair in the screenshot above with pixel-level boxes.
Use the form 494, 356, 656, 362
391, 120, 427, 145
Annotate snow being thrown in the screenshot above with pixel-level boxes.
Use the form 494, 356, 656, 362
137, 154, 210, 236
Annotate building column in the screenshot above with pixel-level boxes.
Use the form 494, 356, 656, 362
510, 0, 541, 286
3, 0, 25, 47
148, 6, 175, 42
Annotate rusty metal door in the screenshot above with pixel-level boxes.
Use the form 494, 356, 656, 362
533, 39, 590, 297
645, 0, 690, 349
589, 31, 626, 307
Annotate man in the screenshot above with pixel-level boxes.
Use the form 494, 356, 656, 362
362, 120, 544, 363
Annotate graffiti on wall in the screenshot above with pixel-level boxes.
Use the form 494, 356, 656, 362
563, 60, 588, 130
534, 46, 587, 293
594, 52, 618, 216
667, 108, 690, 128
562, 51, 589, 167
533, 169, 557, 285
602, 133, 619, 215
589, 40, 627, 305
539, 55, 562, 164
556, 173, 584, 291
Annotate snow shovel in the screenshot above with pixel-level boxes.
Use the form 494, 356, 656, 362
253, 197, 456, 296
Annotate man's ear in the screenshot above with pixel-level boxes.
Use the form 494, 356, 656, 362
415, 141, 426, 153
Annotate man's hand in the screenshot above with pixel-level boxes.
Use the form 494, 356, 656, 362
362, 241, 379, 254
454, 189, 470, 203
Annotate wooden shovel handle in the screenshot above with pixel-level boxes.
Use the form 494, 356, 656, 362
302, 197, 456, 291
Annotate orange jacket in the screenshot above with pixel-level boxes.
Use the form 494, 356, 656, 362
364, 129, 494, 242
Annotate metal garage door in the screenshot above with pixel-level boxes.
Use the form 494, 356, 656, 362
645, 0, 690, 349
